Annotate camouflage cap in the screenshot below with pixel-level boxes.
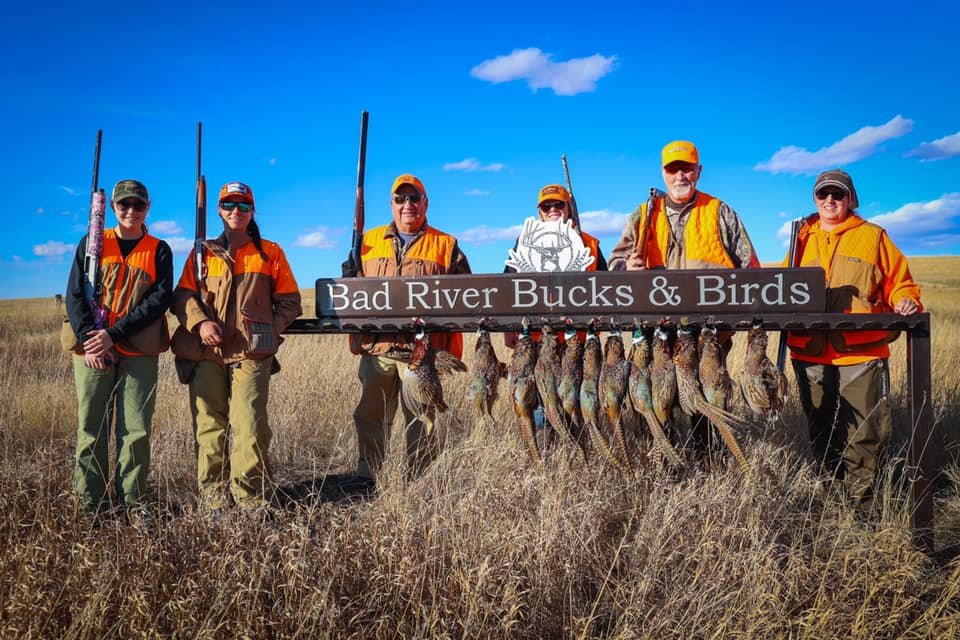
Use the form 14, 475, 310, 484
112, 179, 149, 203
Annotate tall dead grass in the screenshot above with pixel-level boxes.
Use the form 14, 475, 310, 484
1, 259, 959, 638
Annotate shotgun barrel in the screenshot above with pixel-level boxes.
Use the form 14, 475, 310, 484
561, 154, 581, 229
342, 110, 369, 277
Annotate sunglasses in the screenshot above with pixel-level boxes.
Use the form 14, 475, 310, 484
393, 194, 423, 204
539, 201, 567, 212
220, 201, 253, 212
115, 200, 147, 212
816, 189, 847, 201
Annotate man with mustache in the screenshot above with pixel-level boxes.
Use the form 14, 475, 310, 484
608, 140, 759, 271
608, 140, 760, 457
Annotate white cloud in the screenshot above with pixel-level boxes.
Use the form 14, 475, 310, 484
33, 240, 73, 257
149, 220, 182, 235
443, 158, 506, 172
163, 237, 194, 254
458, 224, 524, 245
458, 208, 631, 245
465, 189, 492, 196
576, 209, 631, 236
755, 115, 914, 174
867, 193, 960, 241
471, 48, 616, 96
59, 185, 77, 195
905, 130, 960, 161
294, 227, 340, 249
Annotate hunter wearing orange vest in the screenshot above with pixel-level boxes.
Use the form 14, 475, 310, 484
345, 174, 472, 492
788, 169, 921, 506
63, 179, 173, 519
503, 183, 608, 347
608, 140, 760, 454
608, 140, 760, 271
172, 181, 302, 514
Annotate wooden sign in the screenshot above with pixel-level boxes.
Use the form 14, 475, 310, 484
314, 268, 825, 322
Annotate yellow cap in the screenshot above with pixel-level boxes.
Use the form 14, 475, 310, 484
661, 140, 699, 167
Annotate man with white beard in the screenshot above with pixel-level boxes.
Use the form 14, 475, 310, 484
608, 140, 759, 271
607, 140, 759, 457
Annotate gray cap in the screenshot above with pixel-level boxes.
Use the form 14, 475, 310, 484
813, 169, 858, 209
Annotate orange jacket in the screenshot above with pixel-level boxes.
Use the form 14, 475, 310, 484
637, 192, 740, 269
350, 223, 470, 359
787, 213, 922, 364
172, 235, 302, 364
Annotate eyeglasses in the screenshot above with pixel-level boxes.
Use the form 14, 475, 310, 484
220, 201, 253, 212
393, 194, 423, 204
115, 200, 147, 212
816, 189, 847, 201
539, 201, 567, 212
664, 163, 697, 175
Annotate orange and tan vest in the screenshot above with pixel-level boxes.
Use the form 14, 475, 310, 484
99, 230, 169, 355
350, 224, 463, 358
636, 192, 734, 269
171, 236, 301, 364
787, 214, 901, 363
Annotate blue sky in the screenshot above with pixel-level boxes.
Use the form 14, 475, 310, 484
3, 0, 958, 299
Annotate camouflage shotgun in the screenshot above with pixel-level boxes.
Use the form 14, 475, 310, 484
776, 218, 803, 372
561, 154, 581, 229
83, 129, 106, 330
342, 110, 369, 277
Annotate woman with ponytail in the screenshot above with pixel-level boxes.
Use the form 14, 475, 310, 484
171, 181, 301, 514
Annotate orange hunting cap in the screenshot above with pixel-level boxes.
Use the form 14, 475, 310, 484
391, 174, 427, 196
537, 184, 572, 205
661, 140, 699, 167
218, 181, 254, 205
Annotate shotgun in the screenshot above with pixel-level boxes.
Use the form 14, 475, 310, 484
83, 129, 106, 330
560, 154, 581, 229
636, 187, 664, 266
195, 122, 207, 291
342, 110, 369, 277
776, 218, 803, 372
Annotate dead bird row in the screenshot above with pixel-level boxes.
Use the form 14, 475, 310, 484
492, 318, 789, 477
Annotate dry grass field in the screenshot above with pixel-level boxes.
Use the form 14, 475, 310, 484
2, 258, 959, 638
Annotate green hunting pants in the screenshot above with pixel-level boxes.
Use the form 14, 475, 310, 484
72, 354, 158, 513
792, 358, 892, 503
189, 358, 273, 510
353, 354, 443, 481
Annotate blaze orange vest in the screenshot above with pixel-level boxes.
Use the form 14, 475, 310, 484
636, 192, 734, 269
100, 230, 169, 355
787, 214, 899, 362
580, 232, 602, 272
351, 224, 463, 358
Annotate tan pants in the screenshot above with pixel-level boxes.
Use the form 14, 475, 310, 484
792, 358, 892, 502
353, 354, 444, 480
189, 358, 273, 509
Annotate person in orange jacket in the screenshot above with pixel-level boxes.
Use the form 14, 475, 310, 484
786, 169, 921, 505
171, 181, 302, 514
345, 174, 471, 490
